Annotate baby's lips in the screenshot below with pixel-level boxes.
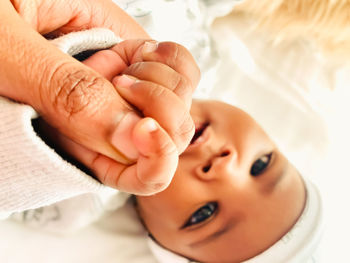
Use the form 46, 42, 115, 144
186, 122, 211, 151
110, 111, 142, 162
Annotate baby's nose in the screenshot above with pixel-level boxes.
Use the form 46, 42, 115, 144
195, 146, 237, 180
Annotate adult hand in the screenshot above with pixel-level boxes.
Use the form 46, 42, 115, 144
0, 0, 148, 163
0, 0, 200, 194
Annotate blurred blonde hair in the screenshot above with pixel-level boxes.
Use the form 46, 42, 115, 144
233, 0, 350, 55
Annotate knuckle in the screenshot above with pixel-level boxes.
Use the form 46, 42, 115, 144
173, 75, 192, 98
48, 64, 108, 119
141, 127, 178, 160
143, 180, 170, 195
161, 42, 201, 87
137, 171, 172, 195
146, 84, 168, 103
167, 42, 190, 65
176, 112, 195, 149
158, 42, 180, 68
11, 0, 37, 22
167, 43, 180, 68
125, 62, 144, 75
154, 136, 178, 157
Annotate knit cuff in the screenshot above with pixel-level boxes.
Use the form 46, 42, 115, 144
0, 97, 104, 216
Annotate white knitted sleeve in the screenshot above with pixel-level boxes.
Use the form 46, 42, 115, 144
0, 97, 104, 218
0, 28, 124, 219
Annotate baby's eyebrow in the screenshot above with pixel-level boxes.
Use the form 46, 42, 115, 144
189, 219, 237, 248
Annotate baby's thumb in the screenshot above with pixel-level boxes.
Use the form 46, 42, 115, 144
122, 118, 178, 194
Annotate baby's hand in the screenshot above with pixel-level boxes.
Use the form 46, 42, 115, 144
111, 40, 200, 153
54, 40, 200, 195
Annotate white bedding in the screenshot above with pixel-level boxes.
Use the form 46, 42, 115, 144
1, 4, 350, 263
211, 15, 350, 262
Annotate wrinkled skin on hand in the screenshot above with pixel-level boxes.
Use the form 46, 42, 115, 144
0, 0, 200, 195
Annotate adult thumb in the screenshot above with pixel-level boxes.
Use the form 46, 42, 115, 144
0, 16, 137, 164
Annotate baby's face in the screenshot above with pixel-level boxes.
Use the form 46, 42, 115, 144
136, 100, 305, 263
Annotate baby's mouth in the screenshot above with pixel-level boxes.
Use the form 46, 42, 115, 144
190, 122, 209, 145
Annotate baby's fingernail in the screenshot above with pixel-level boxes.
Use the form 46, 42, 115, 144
141, 118, 158, 133
142, 41, 158, 54
111, 112, 141, 160
149, 182, 167, 193
113, 75, 137, 88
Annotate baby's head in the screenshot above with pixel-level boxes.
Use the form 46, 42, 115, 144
59, 30, 320, 261
135, 100, 308, 262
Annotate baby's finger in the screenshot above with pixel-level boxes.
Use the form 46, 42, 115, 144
42, 118, 177, 195
142, 41, 201, 90
122, 61, 192, 107
34, 119, 130, 182
82, 49, 192, 108
112, 40, 201, 107
82, 49, 127, 81
111, 118, 178, 195
114, 75, 195, 154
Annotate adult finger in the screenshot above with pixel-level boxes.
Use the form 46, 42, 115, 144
0, 6, 138, 164
11, 0, 149, 39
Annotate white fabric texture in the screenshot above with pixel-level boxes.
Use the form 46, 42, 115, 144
148, 179, 324, 263
0, 97, 103, 218
50, 28, 123, 56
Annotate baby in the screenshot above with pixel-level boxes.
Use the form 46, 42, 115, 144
13, 29, 322, 262
46, 30, 322, 262
136, 99, 306, 262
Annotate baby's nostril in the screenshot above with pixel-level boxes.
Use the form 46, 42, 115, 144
202, 164, 211, 173
220, 150, 230, 157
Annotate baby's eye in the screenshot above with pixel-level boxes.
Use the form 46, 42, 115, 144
250, 152, 273, 176
184, 202, 218, 228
